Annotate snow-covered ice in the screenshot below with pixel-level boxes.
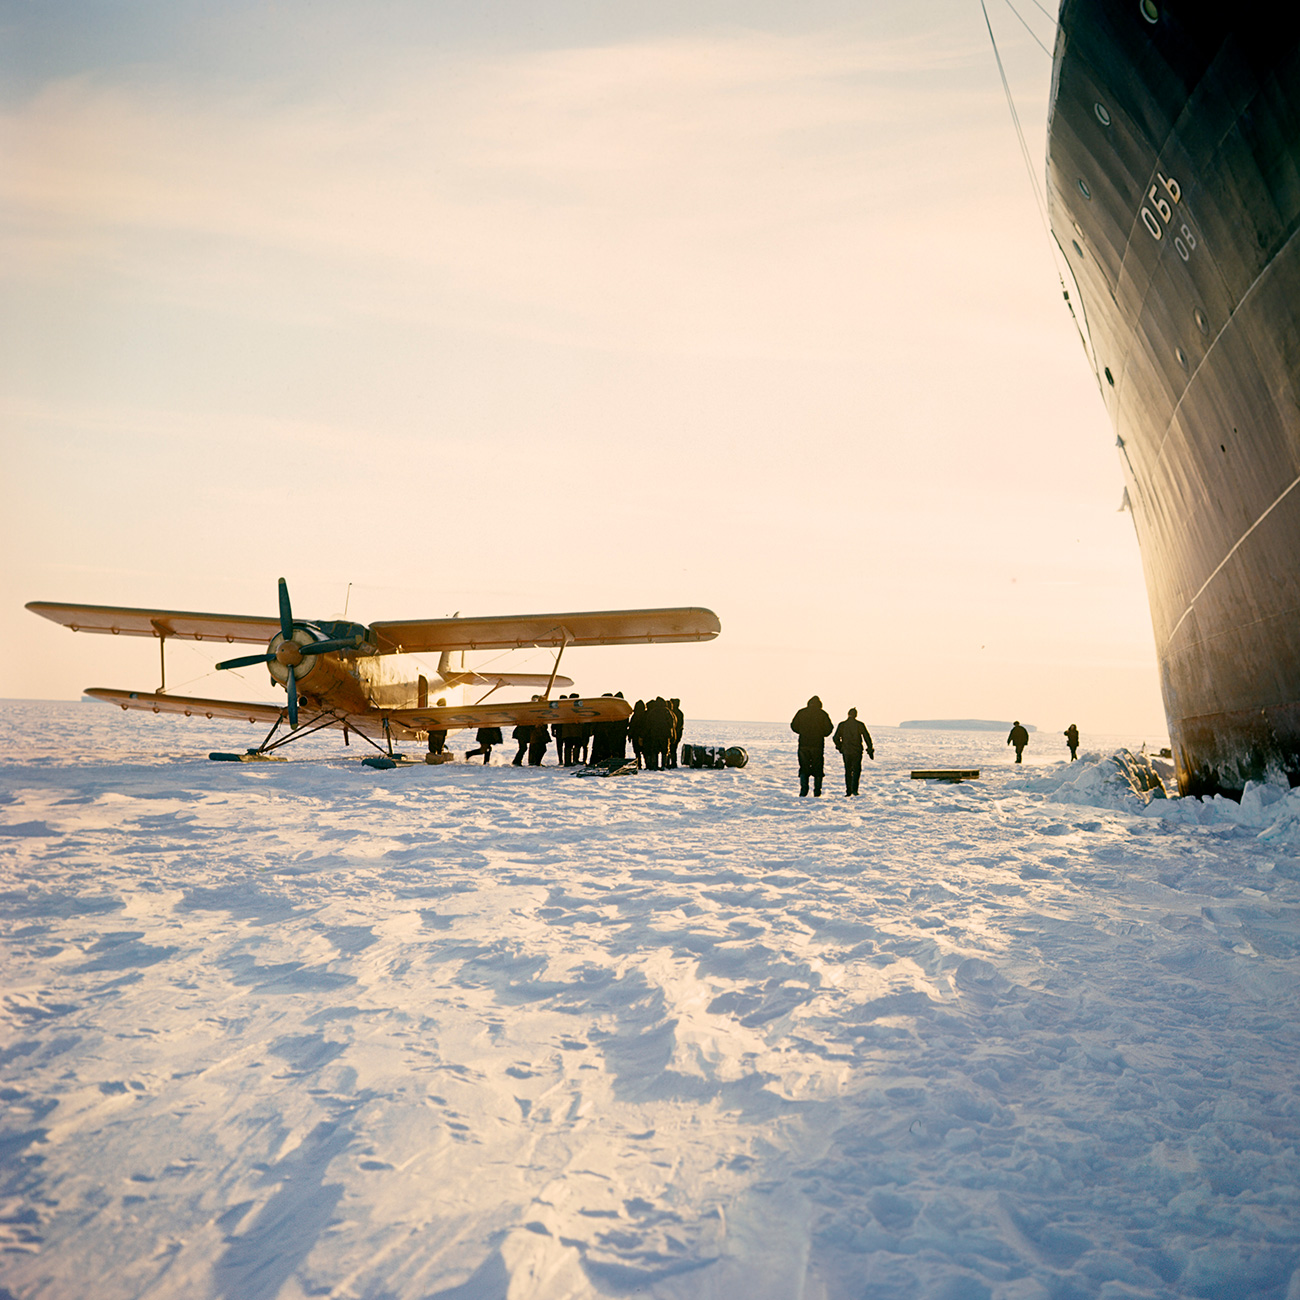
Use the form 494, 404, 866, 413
3, 701, 1300, 1300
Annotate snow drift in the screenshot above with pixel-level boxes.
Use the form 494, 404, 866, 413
2, 704, 1299, 1299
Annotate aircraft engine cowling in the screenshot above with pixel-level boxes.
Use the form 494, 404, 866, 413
213, 579, 365, 729
266, 626, 326, 687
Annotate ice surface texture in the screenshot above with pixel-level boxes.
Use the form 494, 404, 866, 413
2, 703, 1299, 1299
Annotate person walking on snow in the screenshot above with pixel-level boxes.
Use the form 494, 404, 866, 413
791, 695, 834, 797
1007, 720, 1030, 764
426, 698, 449, 756
1064, 723, 1080, 761
833, 708, 874, 796
465, 726, 503, 764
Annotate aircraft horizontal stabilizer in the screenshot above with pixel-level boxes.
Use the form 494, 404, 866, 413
370, 607, 720, 654
440, 672, 575, 689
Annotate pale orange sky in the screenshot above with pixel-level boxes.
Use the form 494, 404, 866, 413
0, 0, 1167, 735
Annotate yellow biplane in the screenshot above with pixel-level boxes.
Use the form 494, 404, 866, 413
27, 579, 720, 762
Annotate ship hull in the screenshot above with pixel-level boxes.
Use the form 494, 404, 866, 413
1048, 0, 1300, 794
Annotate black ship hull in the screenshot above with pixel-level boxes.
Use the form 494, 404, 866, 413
1047, 0, 1300, 795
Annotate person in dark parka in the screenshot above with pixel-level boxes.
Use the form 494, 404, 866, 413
527, 724, 551, 766
1007, 720, 1029, 763
790, 695, 834, 796
511, 724, 530, 766
426, 697, 449, 756
666, 698, 683, 768
559, 696, 586, 765
643, 697, 674, 771
1064, 723, 1080, 761
628, 700, 647, 768
609, 692, 629, 761
465, 725, 503, 764
833, 707, 874, 796
589, 696, 613, 764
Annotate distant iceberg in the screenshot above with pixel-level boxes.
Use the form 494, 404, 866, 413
898, 718, 1036, 732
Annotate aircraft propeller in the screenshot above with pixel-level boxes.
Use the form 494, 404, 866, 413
215, 578, 361, 728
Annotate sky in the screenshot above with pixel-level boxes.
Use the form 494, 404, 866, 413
0, 0, 1168, 735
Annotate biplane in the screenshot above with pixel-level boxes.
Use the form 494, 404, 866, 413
26, 579, 721, 761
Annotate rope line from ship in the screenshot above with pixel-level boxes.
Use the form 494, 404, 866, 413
980, 0, 1101, 379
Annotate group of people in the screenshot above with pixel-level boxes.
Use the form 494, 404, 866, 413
447, 696, 1087, 782
628, 696, 684, 771
790, 696, 874, 797
793, 702, 1086, 793
485, 694, 685, 769
1007, 721, 1081, 763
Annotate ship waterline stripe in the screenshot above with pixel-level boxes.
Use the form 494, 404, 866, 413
1165, 471, 1300, 649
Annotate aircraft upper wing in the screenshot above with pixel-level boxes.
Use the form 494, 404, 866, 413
369, 607, 721, 654
389, 695, 633, 731
28, 602, 280, 645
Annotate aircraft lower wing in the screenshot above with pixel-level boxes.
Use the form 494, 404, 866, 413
85, 688, 291, 725
390, 695, 632, 731
370, 607, 720, 653
31, 603, 280, 645
87, 687, 630, 738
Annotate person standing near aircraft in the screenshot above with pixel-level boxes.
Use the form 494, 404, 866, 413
528, 724, 551, 766
833, 708, 874, 796
589, 696, 613, 763
667, 698, 684, 767
511, 724, 530, 766
426, 698, 449, 756
1064, 723, 1080, 761
465, 726, 503, 764
644, 697, 674, 770
628, 700, 648, 768
607, 692, 630, 761
1008, 720, 1030, 763
790, 695, 834, 796
560, 702, 586, 766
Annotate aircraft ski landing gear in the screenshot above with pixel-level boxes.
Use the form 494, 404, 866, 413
206, 705, 402, 765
